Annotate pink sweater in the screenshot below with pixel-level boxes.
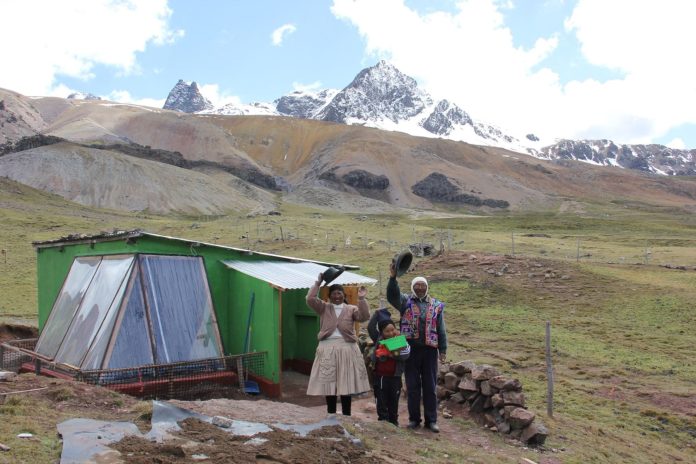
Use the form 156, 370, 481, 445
306, 281, 370, 343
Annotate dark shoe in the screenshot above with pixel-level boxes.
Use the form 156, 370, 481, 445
425, 422, 440, 433
407, 421, 420, 429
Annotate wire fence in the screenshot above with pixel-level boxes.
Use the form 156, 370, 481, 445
216, 218, 696, 269
0, 339, 266, 401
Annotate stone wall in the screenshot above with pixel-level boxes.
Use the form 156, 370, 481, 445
437, 360, 548, 446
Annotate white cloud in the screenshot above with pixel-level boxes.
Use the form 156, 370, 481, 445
0, 0, 182, 96
331, 0, 696, 145
198, 84, 243, 107
271, 24, 297, 46
666, 138, 685, 150
292, 81, 323, 92
107, 90, 165, 109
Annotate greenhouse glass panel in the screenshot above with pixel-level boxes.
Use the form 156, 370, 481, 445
80, 267, 132, 370
105, 268, 155, 369
141, 255, 221, 363
55, 256, 134, 367
35, 256, 101, 358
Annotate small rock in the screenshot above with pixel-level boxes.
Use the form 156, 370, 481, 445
17, 433, 33, 439
520, 422, 549, 446
443, 372, 459, 390
457, 375, 478, 392
509, 408, 536, 430
451, 360, 476, 375
0, 371, 17, 382
502, 390, 526, 407
471, 364, 500, 381
442, 410, 453, 419
212, 416, 233, 428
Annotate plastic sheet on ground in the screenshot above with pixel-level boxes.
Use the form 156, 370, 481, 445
58, 400, 358, 463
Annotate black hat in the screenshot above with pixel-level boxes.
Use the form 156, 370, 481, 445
377, 319, 396, 333
322, 266, 345, 285
392, 250, 413, 277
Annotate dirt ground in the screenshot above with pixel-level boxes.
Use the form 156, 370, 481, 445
0, 323, 37, 343
0, 368, 562, 464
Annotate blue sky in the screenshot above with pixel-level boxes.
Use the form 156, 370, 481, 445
1, 0, 695, 149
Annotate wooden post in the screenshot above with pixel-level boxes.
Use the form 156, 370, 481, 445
279, 226, 284, 242
545, 321, 554, 418
511, 232, 515, 257
576, 238, 580, 263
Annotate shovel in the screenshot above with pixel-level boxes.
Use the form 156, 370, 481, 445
240, 292, 260, 394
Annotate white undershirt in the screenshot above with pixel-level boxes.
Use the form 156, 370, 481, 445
327, 303, 344, 339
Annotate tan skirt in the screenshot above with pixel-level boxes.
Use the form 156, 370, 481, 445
306, 338, 370, 396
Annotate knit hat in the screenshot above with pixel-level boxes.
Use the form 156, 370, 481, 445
411, 276, 428, 296
377, 319, 396, 334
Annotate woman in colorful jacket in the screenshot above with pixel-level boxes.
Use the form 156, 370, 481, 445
306, 273, 371, 416
387, 262, 447, 433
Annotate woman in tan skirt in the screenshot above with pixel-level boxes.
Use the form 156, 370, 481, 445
306, 273, 371, 416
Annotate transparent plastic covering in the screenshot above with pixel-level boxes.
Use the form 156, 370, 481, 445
80, 269, 131, 371
54, 256, 134, 367
37, 253, 222, 371
105, 268, 155, 369
141, 255, 222, 363
35, 257, 101, 358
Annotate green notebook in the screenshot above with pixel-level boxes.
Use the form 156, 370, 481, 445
379, 334, 408, 351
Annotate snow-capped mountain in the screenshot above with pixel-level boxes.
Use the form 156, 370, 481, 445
317, 61, 432, 124
161, 62, 693, 176
163, 80, 213, 113
67, 92, 102, 100
205, 101, 278, 116
162, 62, 537, 152
275, 89, 338, 119
539, 140, 696, 175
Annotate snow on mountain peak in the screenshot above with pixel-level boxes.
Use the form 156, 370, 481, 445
163, 80, 213, 113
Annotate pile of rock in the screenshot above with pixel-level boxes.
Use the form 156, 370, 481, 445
437, 361, 548, 445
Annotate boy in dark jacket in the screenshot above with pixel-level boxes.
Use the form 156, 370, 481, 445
371, 319, 410, 426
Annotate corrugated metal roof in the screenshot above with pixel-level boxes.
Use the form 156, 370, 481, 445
222, 260, 377, 290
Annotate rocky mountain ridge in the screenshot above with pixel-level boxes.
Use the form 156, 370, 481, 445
162, 62, 694, 176
539, 139, 696, 176
163, 80, 213, 113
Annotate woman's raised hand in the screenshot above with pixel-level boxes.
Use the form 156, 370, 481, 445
358, 285, 367, 298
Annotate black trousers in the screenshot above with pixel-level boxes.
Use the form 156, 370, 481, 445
325, 395, 352, 416
374, 375, 402, 425
404, 345, 438, 425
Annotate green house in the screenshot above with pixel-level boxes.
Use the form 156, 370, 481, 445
32, 230, 376, 397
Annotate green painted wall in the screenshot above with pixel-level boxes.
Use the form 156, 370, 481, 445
226, 272, 280, 383
281, 289, 319, 362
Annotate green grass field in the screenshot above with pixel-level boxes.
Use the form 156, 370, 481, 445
1, 178, 695, 463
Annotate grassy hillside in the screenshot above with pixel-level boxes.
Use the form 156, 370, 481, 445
1, 178, 695, 463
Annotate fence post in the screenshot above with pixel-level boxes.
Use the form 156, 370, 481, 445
576, 238, 580, 263
546, 321, 554, 417
511, 232, 515, 257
